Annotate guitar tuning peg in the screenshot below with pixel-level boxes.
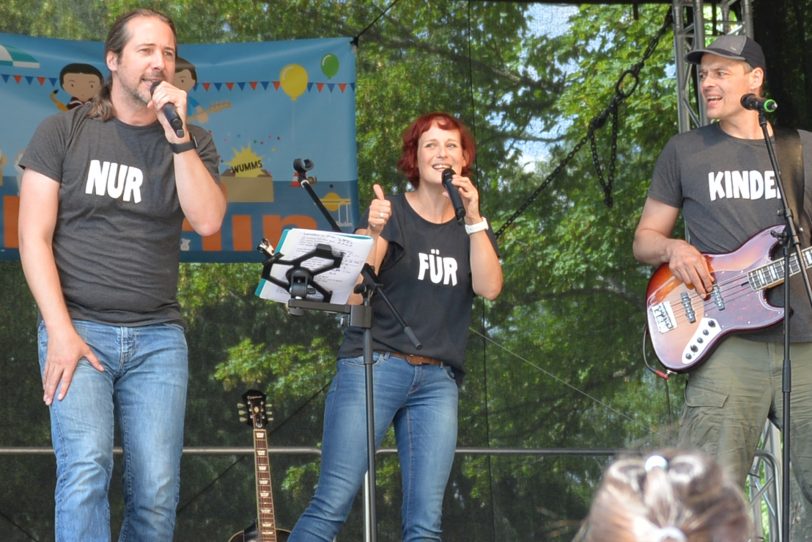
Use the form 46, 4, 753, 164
237, 402, 245, 408
239, 416, 248, 423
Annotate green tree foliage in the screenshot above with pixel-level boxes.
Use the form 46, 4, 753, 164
6, 1, 801, 540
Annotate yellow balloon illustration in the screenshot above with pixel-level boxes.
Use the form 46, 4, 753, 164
280, 64, 308, 101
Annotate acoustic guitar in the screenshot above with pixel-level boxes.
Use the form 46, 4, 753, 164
229, 389, 290, 542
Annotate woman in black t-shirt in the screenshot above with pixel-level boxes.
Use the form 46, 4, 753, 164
289, 112, 502, 542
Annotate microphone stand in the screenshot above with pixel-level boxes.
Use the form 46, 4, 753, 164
756, 110, 812, 540
287, 160, 421, 542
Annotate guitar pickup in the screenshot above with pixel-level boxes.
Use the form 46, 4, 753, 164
711, 283, 725, 310
680, 292, 696, 323
649, 301, 677, 334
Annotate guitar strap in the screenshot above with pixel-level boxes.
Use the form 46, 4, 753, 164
761, 127, 808, 310
774, 127, 808, 244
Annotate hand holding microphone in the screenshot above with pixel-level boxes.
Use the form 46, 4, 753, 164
150, 81, 185, 138
442, 168, 466, 224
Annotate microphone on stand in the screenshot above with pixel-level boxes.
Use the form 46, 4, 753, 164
150, 81, 185, 138
442, 168, 466, 224
741, 93, 778, 113
294, 158, 314, 175
293, 158, 315, 185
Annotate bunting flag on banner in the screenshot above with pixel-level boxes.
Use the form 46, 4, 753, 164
0, 34, 359, 262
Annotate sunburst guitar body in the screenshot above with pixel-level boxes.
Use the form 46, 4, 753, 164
645, 225, 812, 372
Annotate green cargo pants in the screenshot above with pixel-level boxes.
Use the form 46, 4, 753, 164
679, 335, 812, 504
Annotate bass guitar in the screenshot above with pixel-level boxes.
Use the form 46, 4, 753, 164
229, 389, 290, 542
646, 224, 811, 372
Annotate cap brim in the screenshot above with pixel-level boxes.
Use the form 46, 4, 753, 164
685, 47, 746, 64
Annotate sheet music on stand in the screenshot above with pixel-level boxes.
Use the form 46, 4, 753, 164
255, 228, 373, 304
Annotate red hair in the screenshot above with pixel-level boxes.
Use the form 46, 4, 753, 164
396, 112, 476, 188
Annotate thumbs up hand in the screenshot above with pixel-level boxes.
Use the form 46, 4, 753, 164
367, 184, 391, 236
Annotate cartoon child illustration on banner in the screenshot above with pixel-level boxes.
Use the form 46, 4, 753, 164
174, 56, 231, 124
49, 63, 103, 111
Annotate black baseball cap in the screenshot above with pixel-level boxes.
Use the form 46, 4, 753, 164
685, 35, 766, 71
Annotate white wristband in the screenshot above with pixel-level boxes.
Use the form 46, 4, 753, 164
464, 217, 488, 235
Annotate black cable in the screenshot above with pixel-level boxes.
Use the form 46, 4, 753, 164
664, 376, 673, 427
352, 0, 404, 47
641, 323, 676, 426
641, 323, 671, 382
463, 3, 498, 540
176, 455, 248, 516
494, 7, 674, 240
476, 302, 498, 542
0, 506, 39, 541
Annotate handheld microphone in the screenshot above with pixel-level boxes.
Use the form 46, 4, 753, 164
442, 168, 466, 224
740, 93, 778, 113
150, 81, 185, 138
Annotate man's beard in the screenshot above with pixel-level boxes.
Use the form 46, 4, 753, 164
127, 81, 151, 107
116, 73, 152, 109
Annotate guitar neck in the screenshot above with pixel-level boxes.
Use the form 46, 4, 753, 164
749, 245, 812, 291
253, 428, 278, 542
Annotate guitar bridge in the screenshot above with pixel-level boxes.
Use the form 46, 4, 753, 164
649, 301, 677, 334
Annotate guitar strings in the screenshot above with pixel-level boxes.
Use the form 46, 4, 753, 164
656, 250, 807, 324
659, 268, 802, 325
654, 273, 769, 323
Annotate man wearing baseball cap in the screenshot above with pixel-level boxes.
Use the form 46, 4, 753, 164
685, 34, 766, 71
633, 33, 812, 514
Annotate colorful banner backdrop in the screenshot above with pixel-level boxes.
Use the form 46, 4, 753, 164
0, 34, 359, 262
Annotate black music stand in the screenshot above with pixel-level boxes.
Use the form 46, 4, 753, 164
258, 235, 380, 541
258, 239, 345, 314
256, 158, 421, 542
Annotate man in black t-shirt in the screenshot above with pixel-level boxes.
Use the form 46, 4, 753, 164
289, 112, 502, 542
18, 9, 225, 541
634, 35, 812, 512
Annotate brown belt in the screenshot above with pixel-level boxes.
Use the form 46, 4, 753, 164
390, 351, 443, 366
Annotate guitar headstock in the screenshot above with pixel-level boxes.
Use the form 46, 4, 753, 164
238, 389, 273, 430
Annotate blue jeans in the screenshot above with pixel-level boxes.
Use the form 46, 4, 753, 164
289, 352, 459, 542
38, 319, 188, 542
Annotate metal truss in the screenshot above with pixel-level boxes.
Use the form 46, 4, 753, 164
672, 0, 753, 132
752, 424, 782, 542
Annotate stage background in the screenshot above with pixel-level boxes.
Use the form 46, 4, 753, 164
3, 1, 812, 541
